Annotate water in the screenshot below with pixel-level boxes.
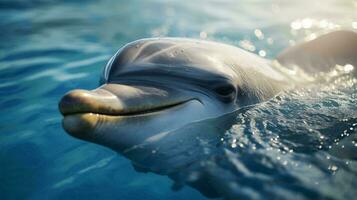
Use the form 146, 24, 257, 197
0, 0, 356, 199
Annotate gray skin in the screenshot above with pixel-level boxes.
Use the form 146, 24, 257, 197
59, 30, 356, 197
59, 37, 290, 161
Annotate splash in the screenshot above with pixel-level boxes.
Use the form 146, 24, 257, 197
168, 71, 357, 199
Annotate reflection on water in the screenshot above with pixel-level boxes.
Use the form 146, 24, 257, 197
0, 0, 356, 199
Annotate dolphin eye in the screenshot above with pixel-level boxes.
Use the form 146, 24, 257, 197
213, 83, 236, 97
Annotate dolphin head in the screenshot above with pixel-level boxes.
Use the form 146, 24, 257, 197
59, 39, 243, 168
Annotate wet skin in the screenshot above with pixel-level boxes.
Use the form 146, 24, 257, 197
59, 37, 291, 157
59, 30, 357, 180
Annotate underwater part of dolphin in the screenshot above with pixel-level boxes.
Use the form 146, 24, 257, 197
58, 30, 356, 196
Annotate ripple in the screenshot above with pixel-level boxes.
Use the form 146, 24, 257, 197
1, 0, 356, 199
0, 48, 80, 62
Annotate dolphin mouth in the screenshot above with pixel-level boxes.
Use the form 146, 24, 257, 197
59, 84, 197, 117
60, 99, 193, 117
60, 100, 194, 138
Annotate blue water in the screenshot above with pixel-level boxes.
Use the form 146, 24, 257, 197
1, 0, 356, 199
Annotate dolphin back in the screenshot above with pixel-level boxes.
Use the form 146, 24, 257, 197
277, 30, 357, 75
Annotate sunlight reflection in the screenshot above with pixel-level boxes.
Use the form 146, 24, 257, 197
258, 50, 266, 57
343, 64, 354, 73
238, 40, 256, 52
301, 18, 313, 29
290, 18, 340, 31
254, 29, 264, 40
352, 22, 357, 29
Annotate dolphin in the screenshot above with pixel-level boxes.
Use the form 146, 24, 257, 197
59, 36, 292, 152
59, 30, 356, 198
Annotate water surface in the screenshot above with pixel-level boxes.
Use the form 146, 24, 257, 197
0, 0, 356, 199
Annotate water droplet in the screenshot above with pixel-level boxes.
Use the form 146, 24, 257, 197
239, 40, 256, 51
258, 50, 266, 57
344, 64, 354, 73
329, 165, 338, 171
307, 33, 317, 41
199, 31, 207, 39
254, 29, 264, 40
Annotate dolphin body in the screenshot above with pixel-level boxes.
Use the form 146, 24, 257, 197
59, 31, 357, 198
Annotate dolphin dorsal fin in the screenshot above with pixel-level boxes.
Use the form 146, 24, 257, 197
277, 30, 357, 75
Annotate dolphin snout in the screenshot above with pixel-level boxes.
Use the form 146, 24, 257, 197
59, 87, 123, 140
59, 84, 192, 117
59, 83, 198, 143
59, 88, 122, 116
